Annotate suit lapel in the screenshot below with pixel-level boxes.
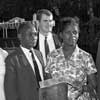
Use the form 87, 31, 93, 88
17, 48, 31, 67
34, 49, 47, 79
34, 50, 44, 66
15, 47, 39, 87
18, 47, 44, 80
17, 47, 36, 76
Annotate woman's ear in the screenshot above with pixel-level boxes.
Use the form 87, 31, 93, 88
59, 32, 63, 43
59, 32, 63, 39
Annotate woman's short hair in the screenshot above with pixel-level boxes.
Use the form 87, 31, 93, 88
59, 17, 79, 33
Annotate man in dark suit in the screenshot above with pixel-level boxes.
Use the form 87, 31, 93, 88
35, 9, 61, 65
4, 22, 50, 100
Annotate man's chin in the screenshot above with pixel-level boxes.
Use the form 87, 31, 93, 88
33, 43, 37, 47
46, 28, 53, 32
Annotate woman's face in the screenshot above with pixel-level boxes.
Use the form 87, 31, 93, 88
62, 24, 79, 46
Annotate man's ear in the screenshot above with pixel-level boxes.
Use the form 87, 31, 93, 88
17, 34, 22, 41
36, 20, 39, 27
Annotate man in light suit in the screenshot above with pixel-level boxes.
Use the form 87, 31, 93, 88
4, 21, 50, 100
35, 9, 61, 65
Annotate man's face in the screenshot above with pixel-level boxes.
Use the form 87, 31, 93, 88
38, 14, 54, 34
21, 27, 38, 49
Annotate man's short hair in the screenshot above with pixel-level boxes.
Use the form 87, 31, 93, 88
36, 9, 53, 21
18, 21, 33, 35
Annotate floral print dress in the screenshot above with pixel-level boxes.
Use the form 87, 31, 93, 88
0, 48, 8, 100
45, 45, 97, 100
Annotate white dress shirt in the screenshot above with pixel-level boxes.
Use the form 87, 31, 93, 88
0, 48, 8, 100
39, 32, 56, 65
20, 46, 44, 81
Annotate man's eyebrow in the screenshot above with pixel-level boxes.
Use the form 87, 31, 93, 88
43, 19, 48, 21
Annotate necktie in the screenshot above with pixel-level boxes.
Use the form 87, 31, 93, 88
30, 50, 41, 82
44, 36, 49, 58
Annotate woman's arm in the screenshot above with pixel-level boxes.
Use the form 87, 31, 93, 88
87, 73, 97, 90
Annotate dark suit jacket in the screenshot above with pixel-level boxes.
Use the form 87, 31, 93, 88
4, 47, 51, 100
35, 33, 61, 50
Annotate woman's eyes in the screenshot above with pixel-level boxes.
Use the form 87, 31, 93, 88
73, 31, 78, 35
65, 30, 78, 35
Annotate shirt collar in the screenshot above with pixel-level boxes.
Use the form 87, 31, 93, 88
20, 45, 35, 53
60, 45, 79, 58
39, 32, 52, 39
72, 45, 79, 56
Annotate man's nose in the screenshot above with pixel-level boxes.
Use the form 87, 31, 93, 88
32, 34, 37, 38
47, 20, 51, 24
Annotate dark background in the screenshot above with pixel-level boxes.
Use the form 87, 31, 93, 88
0, 0, 100, 61
0, 0, 100, 22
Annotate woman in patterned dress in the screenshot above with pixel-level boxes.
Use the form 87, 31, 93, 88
0, 48, 8, 100
45, 17, 97, 100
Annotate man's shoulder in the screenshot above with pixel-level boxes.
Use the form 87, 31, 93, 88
52, 32, 59, 40
6, 47, 22, 59
52, 32, 58, 37
52, 33, 61, 48
78, 47, 92, 59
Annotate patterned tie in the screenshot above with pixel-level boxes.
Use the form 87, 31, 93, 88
30, 50, 41, 82
44, 36, 49, 58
